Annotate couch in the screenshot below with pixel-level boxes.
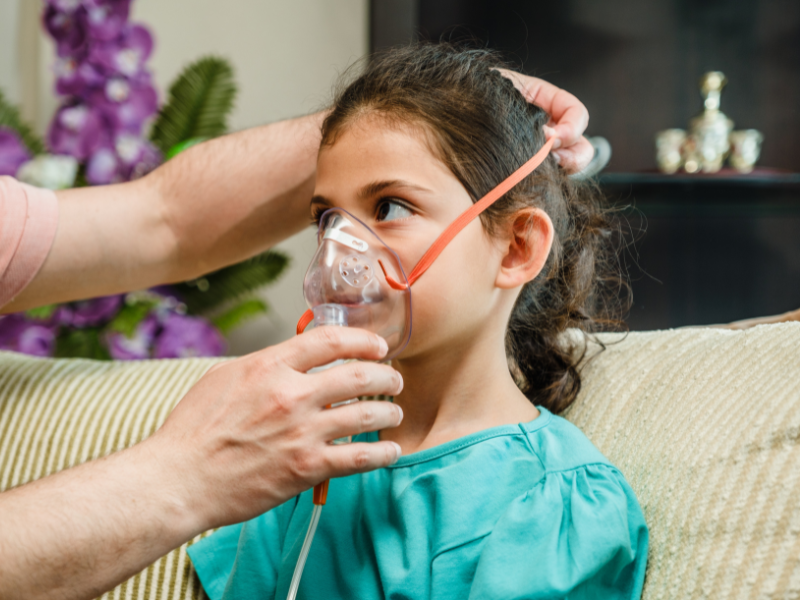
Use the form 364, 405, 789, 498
1, 323, 799, 599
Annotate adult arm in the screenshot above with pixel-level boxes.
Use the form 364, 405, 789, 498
3, 112, 324, 313
0, 326, 404, 600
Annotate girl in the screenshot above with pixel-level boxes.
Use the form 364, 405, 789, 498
189, 43, 648, 599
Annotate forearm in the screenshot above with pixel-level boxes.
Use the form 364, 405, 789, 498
717, 308, 800, 330
0, 438, 201, 600
5, 111, 323, 313
156, 110, 323, 278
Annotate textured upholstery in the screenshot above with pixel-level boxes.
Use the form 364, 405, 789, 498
0, 322, 798, 599
0, 353, 222, 600
565, 323, 800, 600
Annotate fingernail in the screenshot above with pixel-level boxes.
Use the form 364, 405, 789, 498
395, 373, 404, 394
377, 337, 389, 357
552, 138, 563, 150
395, 404, 404, 425
390, 441, 402, 463
553, 151, 563, 165
543, 125, 555, 138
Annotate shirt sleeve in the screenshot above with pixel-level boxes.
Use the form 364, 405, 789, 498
0, 176, 59, 309
467, 463, 649, 600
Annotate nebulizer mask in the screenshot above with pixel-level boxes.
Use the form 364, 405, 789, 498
285, 137, 555, 600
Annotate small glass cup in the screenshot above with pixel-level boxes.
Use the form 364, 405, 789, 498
655, 129, 687, 174
729, 129, 763, 173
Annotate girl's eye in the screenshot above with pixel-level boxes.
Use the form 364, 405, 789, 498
310, 205, 326, 227
376, 200, 413, 222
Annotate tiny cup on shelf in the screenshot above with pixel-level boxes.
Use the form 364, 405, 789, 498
729, 129, 763, 173
655, 129, 686, 174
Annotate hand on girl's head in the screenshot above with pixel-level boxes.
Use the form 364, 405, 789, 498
496, 68, 595, 174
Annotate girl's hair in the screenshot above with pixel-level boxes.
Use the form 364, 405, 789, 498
322, 43, 627, 414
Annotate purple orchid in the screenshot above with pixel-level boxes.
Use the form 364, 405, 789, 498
154, 314, 226, 359
27, 0, 231, 362
0, 128, 32, 176
83, 0, 131, 42
18, 325, 57, 357
47, 101, 109, 161
0, 315, 28, 350
43, 3, 89, 59
106, 313, 157, 360
54, 56, 105, 96
85, 146, 124, 184
85, 136, 160, 184
69, 294, 124, 328
0, 314, 57, 357
88, 23, 153, 77
88, 77, 158, 135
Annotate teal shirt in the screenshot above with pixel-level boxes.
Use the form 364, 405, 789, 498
189, 407, 648, 599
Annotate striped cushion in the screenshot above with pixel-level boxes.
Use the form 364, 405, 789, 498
1, 322, 798, 599
0, 352, 223, 600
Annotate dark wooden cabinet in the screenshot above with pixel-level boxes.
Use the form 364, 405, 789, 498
601, 173, 800, 329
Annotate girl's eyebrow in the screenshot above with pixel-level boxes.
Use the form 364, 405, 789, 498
310, 180, 433, 208
358, 179, 433, 199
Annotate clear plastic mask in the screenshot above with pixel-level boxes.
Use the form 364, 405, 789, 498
303, 208, 412, 359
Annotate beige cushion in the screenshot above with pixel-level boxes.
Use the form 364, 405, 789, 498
0, 352, 223, 600
0, 322, 798, 599
566, 323, 800, 600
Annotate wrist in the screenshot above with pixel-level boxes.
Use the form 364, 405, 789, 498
132, 434, 211, 540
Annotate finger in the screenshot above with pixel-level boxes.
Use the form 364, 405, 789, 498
317, 399, 403, 440
310, 361, 403, 406
322, 441, 403, 477
497, 69, 589, 149
281, 326, 389, 372
553, 136, 595, 174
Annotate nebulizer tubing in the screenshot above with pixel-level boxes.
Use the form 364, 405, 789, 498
287, 304, 352, 600
285, 136, 555, 599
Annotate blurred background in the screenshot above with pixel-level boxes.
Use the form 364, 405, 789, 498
1, 0, 798, 358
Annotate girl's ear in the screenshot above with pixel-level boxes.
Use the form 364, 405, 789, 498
495, 208, 554, 290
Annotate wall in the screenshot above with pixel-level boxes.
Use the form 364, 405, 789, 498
0, 0, 369, 354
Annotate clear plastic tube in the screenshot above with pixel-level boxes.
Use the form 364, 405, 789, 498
286, 503, 323, 600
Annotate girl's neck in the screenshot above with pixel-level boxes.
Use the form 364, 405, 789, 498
381, 323, 539, 455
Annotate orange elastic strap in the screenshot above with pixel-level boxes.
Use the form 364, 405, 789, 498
297, 308, 314, 336
380, 136, 556, 290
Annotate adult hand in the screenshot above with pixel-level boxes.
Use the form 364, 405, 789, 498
498, 69, 594, 174
150, 325, 404, 530
0, 326, 403, 600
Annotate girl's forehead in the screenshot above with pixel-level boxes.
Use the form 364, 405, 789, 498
316, 117, 455, 191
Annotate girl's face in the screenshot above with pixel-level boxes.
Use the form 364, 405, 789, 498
313, 115, 512, 360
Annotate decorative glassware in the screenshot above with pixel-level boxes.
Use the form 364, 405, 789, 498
655, 129, 686, 174
654, 71, 763, 174
729, 129, 764, 173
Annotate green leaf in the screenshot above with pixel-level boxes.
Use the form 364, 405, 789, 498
25, 304, 57, 321
107, 302, 154, 338
166, 137, 208, 159
54, 328, 111, 360
176, 250, 289, 314
212, 298, 269, 334
150, 56, 237, 155
0, 88, 46, 155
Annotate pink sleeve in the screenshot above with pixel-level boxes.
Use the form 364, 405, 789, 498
0, 176, 60, 309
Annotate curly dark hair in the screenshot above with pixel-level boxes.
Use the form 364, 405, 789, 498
321, 43, 628, 414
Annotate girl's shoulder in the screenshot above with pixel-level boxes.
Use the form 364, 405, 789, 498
464, 409, 649, 599
522, 406, 615, 475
